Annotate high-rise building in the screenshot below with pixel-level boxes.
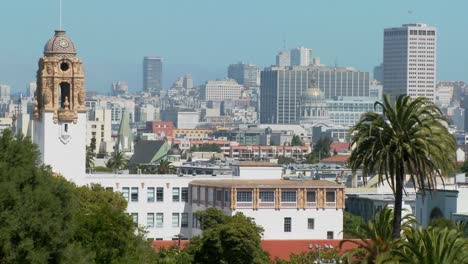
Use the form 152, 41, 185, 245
260, 66, 370, 124
383, 23, 437, 100
276, 50, 290, 67
0, 84, 11, 102
28, 82, 37, 98
183, 74, 193, 89
227, 62, 260, 88
201, 79, 243, 101
290, 47, 312, 66
373, 63, 383, 83
143, 56, 163, 93
111, 81, 129, 96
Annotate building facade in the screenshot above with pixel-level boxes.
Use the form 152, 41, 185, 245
227, 62, 260, 88
383, 23, 437, 100
290, 47, 312, 66
143, 56, 163, 93
260, 66, 370, 124
276, 50, 290, 67
327, 96, 381, 127
201, 79, 242, 101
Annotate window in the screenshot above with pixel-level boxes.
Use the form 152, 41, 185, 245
284, 217, 291, 232
156, 213, 164, 228
157, 187, 164, 202
181, 213, 189, 227
147, 187, 155, 202
131, 213, 138, 226
327, 231, 334, 239
147, 213, 154, 228
122, 187, 129, 201
308, 218, 315, 229
326, 191, 336, 203
281, 191, 297, 202
181, 187, 188, 202
173, 187, 180, 202
216, 190, 222, 201
259, 191, 275, 202
237, 191, 253, 202
131, 187, 138, 202
306, 191, 316, 202
172, 213, 180, 227
224, 190, 230, 205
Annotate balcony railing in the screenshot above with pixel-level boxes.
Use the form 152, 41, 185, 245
236, 202, 253, 208
281, 202, 297, 208
325, 202, 336, 208
258, 202, 275, 208
306, 202, 317, 208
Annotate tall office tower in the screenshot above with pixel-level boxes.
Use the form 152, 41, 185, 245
260, 66, 370, 124
276, 50, 290, 67
0, 84, 11, 102
373, 63, 383, 83
143, 56, 163, 93
227, 62, 260, 88
183, 74, 193, 89
383, 23, 437, 101
27, 82, 37, 98
290, 47, 312, 66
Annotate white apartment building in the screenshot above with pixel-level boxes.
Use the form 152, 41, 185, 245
383, 23, 437, 101
435, 84, 454, 107
290, 47, 312, 66
87, 108, 113, 154
190, 180, 345, 240
201, 79, 242, 101
276, 50, 291, 67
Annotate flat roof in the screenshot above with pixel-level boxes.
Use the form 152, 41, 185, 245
189, 179, 344, 188
238, 161, 281, 167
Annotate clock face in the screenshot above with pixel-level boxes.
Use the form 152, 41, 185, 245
59, 39, 69, 48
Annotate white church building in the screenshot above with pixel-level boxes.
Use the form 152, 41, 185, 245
31, 30, 345, 240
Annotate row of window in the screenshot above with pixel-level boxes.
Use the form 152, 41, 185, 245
122, 187, 189, 203
236, 190, 335, 203
131, 212, 189, 228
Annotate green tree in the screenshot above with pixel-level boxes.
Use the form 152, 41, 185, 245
86, 146, 96, 170
275, 249, 340, 264
349, 95, 456, 239
0, 130, 93, 263
340, 207, 415, 264
154, 244, 193, 264
461, 160, 468, 173
187, 208, 270, 264
343, 212, 365, 239
277, 156, 296, 165
74, 184, 157, 264
392, 226, 468, 264
157, 159, 176, 174
106, 151, 128, 173
291, 135, 303, 146
304, 136, 333, 164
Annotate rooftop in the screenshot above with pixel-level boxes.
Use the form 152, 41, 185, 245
189, 179, 343, 188
321, 155, 350, 164
238, 161, 281, 167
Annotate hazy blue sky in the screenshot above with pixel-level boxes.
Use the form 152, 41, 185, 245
1, 0, 467, 93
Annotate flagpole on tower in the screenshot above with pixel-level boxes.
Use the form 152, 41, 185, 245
59, 0, 62, 30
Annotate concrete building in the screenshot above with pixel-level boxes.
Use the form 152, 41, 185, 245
161, 109, 199, 129
290, 47, 312, 66
183, 74, 193, 89
143, 56, 163, 93
327, 96, 381, 127
135, 104, 159, 123
28, 82, 37, 99
435, 83, 454, 107
87, 108, 113, 154
276, 50, 290, 67
452, 107, 465, 131
111, 81, 129, 96
373, 63, 383, 83
146, 121, 175, 138
260, 66, 370, 124
383, 23, 437, 100
0, 84, 11, 102
228, 62, 260, 88
201, 79, 242, 101
190, 180, 345, 239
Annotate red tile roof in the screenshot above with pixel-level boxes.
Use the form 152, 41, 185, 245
153, 239, 361, 260
321, 155, 350, 164
330, 142, 350, 154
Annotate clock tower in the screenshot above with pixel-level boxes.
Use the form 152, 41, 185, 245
33, 30, 86, 183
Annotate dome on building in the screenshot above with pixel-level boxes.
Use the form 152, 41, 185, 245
304, 88, 325, 104
44, 30, 77, 57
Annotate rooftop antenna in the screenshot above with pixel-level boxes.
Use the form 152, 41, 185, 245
282, 34, 286, 50
59, 0, 63, 30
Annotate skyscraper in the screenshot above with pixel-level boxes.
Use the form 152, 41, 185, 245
260, 66, 370, 124
143, 56, 163, 93
227, 62, 260, 88
373, 63, 383, 83
290, 47, 312, 66
276, 50, 290, 67
383, 23, 437, 100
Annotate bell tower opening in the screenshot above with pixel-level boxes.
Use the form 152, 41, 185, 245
59, 82, 70, 109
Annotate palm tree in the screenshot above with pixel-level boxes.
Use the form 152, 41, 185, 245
392, 226, 468, 264
340, 207, 415, 263
86, 146, 95, 171
106, 151, 128, 173
157, 159, 176, 174
349, 95, 456, 238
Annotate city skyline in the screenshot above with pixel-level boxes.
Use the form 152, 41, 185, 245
1, 0, 467, 93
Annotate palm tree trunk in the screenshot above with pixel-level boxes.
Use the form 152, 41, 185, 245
392, 170, 404, 239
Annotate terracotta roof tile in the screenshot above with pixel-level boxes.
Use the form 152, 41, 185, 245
321, 155, 350, 164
